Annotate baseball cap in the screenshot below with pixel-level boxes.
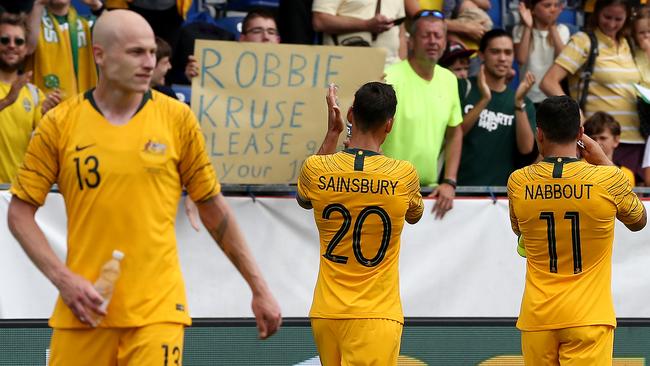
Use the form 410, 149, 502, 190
439, 41, 476, 67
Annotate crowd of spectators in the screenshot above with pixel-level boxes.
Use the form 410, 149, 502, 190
1, 0, 650, 198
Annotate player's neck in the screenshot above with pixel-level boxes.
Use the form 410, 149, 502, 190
542, 143, 578, 159
92, 85, 146, 125
348, 135, 382, 154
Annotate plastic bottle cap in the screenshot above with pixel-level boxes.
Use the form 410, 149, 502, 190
112, 250, 125, 261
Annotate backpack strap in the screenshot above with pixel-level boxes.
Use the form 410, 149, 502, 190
578, 31, 599, 110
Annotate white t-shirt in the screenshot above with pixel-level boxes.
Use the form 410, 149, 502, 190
513, 24, 571, 103
313, 0, 405, 67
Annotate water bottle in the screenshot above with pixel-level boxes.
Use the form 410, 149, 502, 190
91, 250, 124, 325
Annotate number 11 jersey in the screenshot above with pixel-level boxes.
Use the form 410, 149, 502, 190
508, 157, 645, 331
297, 148, 423, 323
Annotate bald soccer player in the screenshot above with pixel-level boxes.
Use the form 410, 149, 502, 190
7, 10, 281, 365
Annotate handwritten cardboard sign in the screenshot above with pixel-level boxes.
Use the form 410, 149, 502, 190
191, 40, 386, 184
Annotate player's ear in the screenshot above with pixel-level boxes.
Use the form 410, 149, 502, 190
385, 117, 394, 133
612, 134, 620, 148
347, 107, 354, 124
536, 127, 544, 143
576, 126, 584, 141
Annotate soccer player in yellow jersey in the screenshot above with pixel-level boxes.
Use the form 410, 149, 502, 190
7, 10, 281, 365
297, 82, 424, 365
508, 96, 647, 365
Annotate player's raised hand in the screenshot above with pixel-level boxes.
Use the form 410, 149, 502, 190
56, 270, 105, 327
429, 183, 455, 219
578, 134, 614, 166
326, 83, 344, 135
251, 290, 282, 339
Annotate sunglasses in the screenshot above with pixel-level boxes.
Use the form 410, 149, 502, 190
0, 36, 26, 46
414, 9, 446, 21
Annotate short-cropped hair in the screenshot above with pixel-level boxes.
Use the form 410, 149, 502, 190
536, 96, 581, 143
352, 82, 397, 133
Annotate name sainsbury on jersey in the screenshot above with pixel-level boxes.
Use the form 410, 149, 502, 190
318, 176, 399, 195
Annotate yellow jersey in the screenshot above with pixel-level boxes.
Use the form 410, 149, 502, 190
297, 149, 424, 323
508, 157, 645, 331
11, 90, 220, 328
0, 82, 44, 183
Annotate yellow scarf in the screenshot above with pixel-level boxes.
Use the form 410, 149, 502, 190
26, 7, 97, 100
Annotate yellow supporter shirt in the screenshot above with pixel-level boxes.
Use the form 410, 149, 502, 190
11, 90, 220, 328
0, 82, 44, 183
297, 149, 424, 323
508, 158, 645, 331
556, 29, 642, 143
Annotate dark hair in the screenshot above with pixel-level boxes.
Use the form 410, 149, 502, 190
155, 36, 172, 63
589, 0, 631, 39
352, 82, 397, 133
479, 29, 512, 52
0, 12, 27, 33
536, 96, 581, 143
583, 111, 621, 136
242, 8, 276, 34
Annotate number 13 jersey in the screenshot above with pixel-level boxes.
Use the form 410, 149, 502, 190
297, 149, 423, 323
11, 90, 220, 328
508, 157, 645, 331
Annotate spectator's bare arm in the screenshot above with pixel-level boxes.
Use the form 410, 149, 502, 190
313, 11, 394, 34
430, 125, 462, 219
540, 64, 569, 96
26, 0, 47, 55
461, 65, 491, 135
446, 19, 485, 42
514, 72, 536, 154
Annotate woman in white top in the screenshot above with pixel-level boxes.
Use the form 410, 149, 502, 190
513, 0, 570, 104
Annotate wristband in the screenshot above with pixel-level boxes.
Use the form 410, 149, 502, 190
440, 178, 457, 189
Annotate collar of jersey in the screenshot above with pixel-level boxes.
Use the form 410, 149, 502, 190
343, 148, 380, 156
542, 156, 581, 163
84, 88, 153, 118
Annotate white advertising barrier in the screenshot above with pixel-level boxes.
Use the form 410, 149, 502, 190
1, 191, 649, 319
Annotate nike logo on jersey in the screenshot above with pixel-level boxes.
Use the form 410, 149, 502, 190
75, 143, 95, 152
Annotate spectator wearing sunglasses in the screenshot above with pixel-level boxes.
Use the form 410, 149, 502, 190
0, 14, 59, 183
312, 0, 405, 67
25, 0, 102, 101
382, 9, 463, 219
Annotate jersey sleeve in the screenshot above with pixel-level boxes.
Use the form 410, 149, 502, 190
605, 168, 645, 226
10, 112, 59, 206
296, 157, 315, 209
312, 0, 342, 15
178, 106, 220, 203
507, 172, 522, 236
555, 31, 589, 75
404, 162, 424, 223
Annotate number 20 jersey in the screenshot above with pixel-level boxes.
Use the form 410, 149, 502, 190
11, 90, 220, 328
507, 158, 645, 331
297, 149, 424, 323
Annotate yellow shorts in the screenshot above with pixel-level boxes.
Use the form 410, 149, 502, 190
521, 325, 614, 366
311, 318, 403, 366
49, 323, 184, 366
